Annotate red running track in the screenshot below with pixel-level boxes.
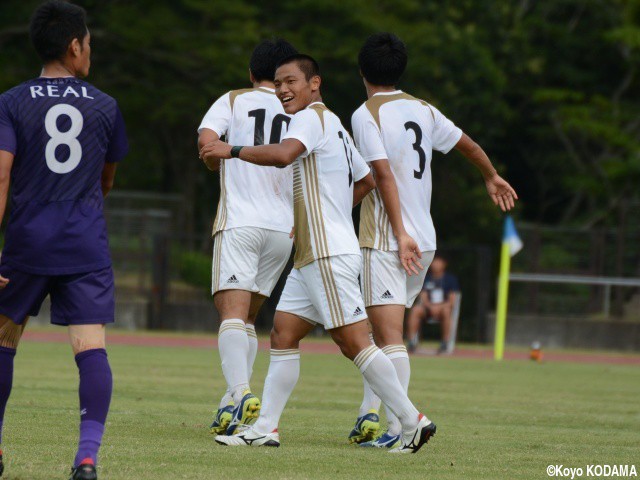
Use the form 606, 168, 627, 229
21, 330, 640, 366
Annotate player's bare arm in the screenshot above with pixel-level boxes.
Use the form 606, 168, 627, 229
198, 128, 221, 171
370, 159, 423, 276
454, 133, 518, 212
101, 163, 117, 198
200, 138, 305, 167
0, 150, 13, 288
353, 172, 376, 207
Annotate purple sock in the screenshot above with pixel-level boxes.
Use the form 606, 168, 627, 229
74, 348, 112, 467
0, 346, 17, 446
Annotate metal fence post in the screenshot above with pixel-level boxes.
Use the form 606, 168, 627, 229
603, 283, 612, 318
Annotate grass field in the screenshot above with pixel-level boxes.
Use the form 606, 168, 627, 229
2, 338, 639, 479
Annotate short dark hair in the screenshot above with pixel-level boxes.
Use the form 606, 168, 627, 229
358, 32, 407, 86
30, 1, 88, 63
276, 54, 320, 81
250, 39, 298, 82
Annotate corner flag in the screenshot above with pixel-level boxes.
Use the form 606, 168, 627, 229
494, 215, 522, 360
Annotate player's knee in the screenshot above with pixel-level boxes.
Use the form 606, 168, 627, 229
69, 325, 106, 355
269, 326, 298, 350
333, 337, 361, 361
72, 341, 106, 356
375, 329, 403, 348
0, 316, 26, 349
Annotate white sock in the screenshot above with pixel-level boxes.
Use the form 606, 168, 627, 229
218, 319, 250, 403
253, 349, 300, 433
218, 388, 233, 409
359, 379, 382, 416
381, 345, 410, 436
354, 345, 424, 435
246, 324, 258, 381
359, 333, 381, 416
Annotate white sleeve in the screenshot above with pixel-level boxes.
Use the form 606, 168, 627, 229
198, 92, 232, 136
351, 108, 387, 162
429, 104, 462, 153
351, 142, 371, 182
282, 109, 324, 156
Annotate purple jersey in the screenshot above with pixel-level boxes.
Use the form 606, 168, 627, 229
0, 77, 128, 275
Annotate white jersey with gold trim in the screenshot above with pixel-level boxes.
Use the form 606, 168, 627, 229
352, 90, 462, 252
283, 102, 370, 269
198, 87, 293, 235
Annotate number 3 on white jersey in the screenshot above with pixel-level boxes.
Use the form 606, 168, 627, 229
45, 104, 83, 174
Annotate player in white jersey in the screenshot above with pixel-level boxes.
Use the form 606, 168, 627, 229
200, 54, 436, 453
197, 39, 298, 436
349, 33, 518, 448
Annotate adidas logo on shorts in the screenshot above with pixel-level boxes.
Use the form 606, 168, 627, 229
353, 306, 363, 317
226, 275, 239, 284
381, 290, 394, 299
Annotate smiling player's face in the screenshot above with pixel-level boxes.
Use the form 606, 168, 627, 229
274, 63, 319, 114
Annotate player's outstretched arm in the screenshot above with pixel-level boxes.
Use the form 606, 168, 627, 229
370, 159, 423, 276
198, 128, 222, 171
0, 150, 13, 288
454, 133, 518, 212
200, 138, 306, 167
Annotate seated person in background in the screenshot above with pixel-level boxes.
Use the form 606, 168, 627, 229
407, 255, 459, 354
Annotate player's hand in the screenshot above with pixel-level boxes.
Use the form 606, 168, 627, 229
485, 174, 518, 212
0, 274, 9, 289
289, 226, 295, 239
397, 233, 423, 276
199, 140, 232, 162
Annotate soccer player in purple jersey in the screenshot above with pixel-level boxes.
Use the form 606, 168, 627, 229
0, 2, 128, 479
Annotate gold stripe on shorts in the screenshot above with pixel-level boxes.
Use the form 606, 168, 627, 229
366, 249, 373, 306
318, 257, 344, 328
212, 231, 224, 293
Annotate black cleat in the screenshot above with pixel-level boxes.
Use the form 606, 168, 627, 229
69, 461, 97, 480
0, 450, 4, 477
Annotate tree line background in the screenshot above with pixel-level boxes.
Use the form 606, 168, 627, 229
1, 0, 639, 247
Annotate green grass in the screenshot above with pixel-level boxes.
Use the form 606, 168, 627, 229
3, 340, 640, 479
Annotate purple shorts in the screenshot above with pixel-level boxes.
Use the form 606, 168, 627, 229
0, 264, 115, 326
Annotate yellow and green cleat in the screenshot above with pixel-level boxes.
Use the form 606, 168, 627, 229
225, 391, 261, 435
348, 409, 381, 444
209, 403, 234, 435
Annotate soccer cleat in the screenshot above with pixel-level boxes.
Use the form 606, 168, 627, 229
348, 409, 380, 444
209, 403, 234, 435
215, 426, 280, 447
360, 431, 400, 449
390, 414, 436, 454
225, 391, 261, 435
69, 458, 97, 480
0, 449, 4, 477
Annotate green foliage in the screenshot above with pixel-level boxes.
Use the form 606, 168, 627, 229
1, 0, 638, 241
176, 250, 211, 290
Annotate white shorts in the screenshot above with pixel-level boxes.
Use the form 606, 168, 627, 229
212, 227, 293, 296
361, 248, 435, 308
276, 254, 367, 330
